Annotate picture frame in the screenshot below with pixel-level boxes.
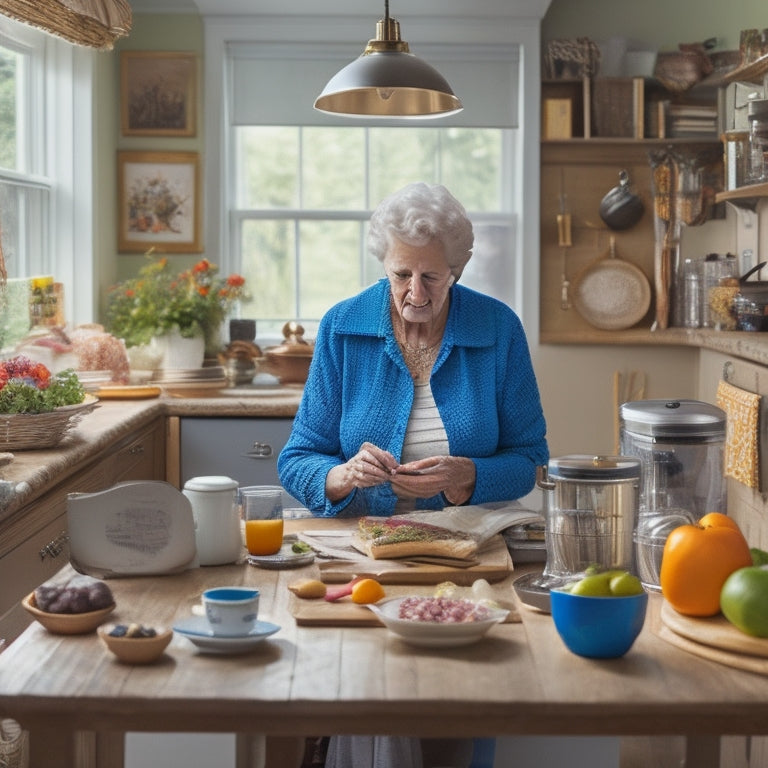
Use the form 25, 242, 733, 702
120, 51, 197, 137
117, 151, 202, 253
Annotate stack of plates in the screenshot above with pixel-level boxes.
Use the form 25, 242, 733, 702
151, 366, 227, 397
76, 370, 113, 392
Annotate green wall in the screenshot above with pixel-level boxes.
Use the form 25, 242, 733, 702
93, 14, 203, 324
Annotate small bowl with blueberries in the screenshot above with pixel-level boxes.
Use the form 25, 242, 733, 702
99, 623, 172, 664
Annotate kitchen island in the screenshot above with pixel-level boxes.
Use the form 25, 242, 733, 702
0, 519, 765, 768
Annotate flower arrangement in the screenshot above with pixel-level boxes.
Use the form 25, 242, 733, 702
0, 356, 85, 413
106, 253, 248, 353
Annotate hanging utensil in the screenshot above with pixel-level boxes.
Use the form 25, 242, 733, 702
558, 170, 572, 310
572, 235, 651, 330
599, 170, 645, 230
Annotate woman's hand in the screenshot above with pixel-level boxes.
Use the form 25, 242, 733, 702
325, 442, 399, 502
390, 455, 476, 506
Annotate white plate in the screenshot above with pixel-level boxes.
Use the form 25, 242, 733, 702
366, 597, 508, 648
247, 545, 315, 569
173, 615, 280, 654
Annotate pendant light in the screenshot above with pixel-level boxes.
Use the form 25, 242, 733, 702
314, 0, 462, 119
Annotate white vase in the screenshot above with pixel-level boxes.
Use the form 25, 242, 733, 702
153, 327, 205, 370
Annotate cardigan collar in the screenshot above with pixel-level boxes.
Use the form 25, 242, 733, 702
333, 278, 494, 349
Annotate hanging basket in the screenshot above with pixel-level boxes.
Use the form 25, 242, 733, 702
0, 0, 132, 50
0, 395, 98, 451
0, 718, 28, 768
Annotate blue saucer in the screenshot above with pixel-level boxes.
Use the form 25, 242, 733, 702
173, 615, 280, 654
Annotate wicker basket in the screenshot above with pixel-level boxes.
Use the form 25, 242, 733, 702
0, 395, 98, 451
0, 719, 28, 768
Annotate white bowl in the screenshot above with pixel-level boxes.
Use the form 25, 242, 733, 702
366, 596, 508, 648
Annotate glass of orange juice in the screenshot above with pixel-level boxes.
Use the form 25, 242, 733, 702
243, 487, 284, 556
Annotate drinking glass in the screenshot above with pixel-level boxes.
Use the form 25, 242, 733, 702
242, 487, 284, 556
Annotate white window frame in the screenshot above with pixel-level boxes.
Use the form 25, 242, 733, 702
0, 16, 95, 327
202, 10, 543, 338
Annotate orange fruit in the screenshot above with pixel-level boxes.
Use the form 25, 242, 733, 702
351, 578, 386, 605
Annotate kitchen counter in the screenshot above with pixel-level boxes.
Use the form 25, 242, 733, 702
0, 387, 303, 524
0, 521, 763, 768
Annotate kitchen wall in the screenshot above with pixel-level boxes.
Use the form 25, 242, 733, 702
537, 1, 768, 459
93, 3, 768, 462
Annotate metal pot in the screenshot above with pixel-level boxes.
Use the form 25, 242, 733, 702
599, 170, 645, 230
536, 455, 641, 580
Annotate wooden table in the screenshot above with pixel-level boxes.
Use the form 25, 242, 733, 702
1, 520, 768, 768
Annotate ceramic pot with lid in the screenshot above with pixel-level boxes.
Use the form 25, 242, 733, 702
536, 455, 641, 581
262, 321, 314, 384
183, 475, 242, 566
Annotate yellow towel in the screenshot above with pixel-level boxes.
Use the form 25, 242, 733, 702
716, 380, 762, 489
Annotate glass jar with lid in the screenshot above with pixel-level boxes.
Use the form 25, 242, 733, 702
747, 99, 768, 183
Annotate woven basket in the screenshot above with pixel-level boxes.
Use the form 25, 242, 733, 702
0, 719, 28, 768
0, 395, 98, 451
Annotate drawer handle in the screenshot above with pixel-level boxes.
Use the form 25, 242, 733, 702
128, 444, 145, 455
245, 441, 273, 459
39, 531, 69, 561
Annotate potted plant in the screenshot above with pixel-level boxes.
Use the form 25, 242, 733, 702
106, 253, 247, 369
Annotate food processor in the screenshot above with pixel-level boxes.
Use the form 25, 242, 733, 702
619, 399, 726, 590
514, 455, 641, 612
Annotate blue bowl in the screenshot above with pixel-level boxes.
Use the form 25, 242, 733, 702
549, 588, 648, 659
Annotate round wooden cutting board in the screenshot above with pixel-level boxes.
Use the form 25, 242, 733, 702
661, 599, 768, 658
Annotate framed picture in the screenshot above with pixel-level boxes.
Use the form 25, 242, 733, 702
120, 51, 197, 137
117, 151, 202, 253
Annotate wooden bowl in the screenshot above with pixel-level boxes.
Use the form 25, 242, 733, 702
98, 625, 173, 665
22, 592, 115, 635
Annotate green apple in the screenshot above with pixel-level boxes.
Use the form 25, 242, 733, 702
569, 572, 612, 596
568, 569, 643, 597
609, 571, 644, 596
720, 565, 768, 637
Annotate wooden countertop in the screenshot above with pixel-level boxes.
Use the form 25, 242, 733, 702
0, 387, 303, 524
0, 521, 764, 768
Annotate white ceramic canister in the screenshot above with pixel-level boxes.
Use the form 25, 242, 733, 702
183, 476, 242, 566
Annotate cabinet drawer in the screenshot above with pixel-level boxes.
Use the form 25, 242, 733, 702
112, 419, 165, 482
0, 511, 69, 645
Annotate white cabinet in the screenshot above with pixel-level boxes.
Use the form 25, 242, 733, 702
179, 417, 301, 506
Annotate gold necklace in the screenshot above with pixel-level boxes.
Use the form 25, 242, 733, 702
398, 339, 440, 376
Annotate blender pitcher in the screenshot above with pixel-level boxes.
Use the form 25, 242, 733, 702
619, 399, 727, 590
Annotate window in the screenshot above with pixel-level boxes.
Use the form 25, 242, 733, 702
216, 36, 524, 342
231, 125, 517, 339
0, 17, 94, 343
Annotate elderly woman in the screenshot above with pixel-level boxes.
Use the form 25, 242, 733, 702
278, 181, 548, 517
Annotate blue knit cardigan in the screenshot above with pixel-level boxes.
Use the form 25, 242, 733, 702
277, 279, 549, 517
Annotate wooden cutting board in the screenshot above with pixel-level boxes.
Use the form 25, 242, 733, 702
317, 534, 513, 585
655, 600, 768, 676
290, 583, 521, 627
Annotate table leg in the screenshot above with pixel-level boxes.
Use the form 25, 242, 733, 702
235, 734, 305, 768
684, 734, 721, 768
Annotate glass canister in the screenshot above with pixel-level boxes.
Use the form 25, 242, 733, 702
747, 99, 768, 183
700, 253, 739, 329
536, 455, 641, 582
619, 399, 727, 590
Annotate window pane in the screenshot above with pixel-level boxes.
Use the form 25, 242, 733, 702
297, 220, 362, 319
368, 128, 440, 203
239, 219, 295, 321
0, 180, 47, 278
0, 46, 17, 171
236, 127, 299, 208
302, 128, 365, 209
441, 129, 504, 211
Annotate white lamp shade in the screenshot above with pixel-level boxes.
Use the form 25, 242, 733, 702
314, 49, 463, 118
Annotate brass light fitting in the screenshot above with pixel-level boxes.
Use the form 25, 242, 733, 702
314, 0, 462, 119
